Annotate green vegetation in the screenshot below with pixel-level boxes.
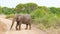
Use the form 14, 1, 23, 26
0, 3, 60, 30
5, 14, 14, 19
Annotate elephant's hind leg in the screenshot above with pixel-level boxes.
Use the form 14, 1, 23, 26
29, 24, 31, 30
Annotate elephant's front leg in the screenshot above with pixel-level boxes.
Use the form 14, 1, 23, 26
25, 24, 28, 30
16, 21, 19, 30
19, 22, 21, 30
16, 23, 19, 30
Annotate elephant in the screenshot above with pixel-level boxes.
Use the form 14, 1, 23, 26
10, 14, 31, 30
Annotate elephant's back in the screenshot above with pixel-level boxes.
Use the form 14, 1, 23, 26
15, 14, 31, 23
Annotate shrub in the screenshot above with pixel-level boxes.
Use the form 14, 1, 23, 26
30, 8, 60, 29
6, 14, 14, 18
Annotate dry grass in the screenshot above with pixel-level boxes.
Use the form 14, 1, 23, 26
45, 29, 60, 34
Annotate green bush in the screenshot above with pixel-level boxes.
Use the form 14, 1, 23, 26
6, 14, 14, 18
30, 8, 60, 29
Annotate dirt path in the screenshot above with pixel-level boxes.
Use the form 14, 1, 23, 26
0, 15, 47, 34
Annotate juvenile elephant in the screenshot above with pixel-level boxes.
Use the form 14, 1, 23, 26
10, 14, 31, 30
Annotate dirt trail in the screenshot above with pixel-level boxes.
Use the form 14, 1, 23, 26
0, 15, 47, 34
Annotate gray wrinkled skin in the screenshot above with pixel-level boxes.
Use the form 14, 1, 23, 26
10, 14, 31, 30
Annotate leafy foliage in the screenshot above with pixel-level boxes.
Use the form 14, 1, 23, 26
16, 3, 38, 14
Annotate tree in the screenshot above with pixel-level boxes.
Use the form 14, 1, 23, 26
16, 3, 38, 14
2, 7, 15, 15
